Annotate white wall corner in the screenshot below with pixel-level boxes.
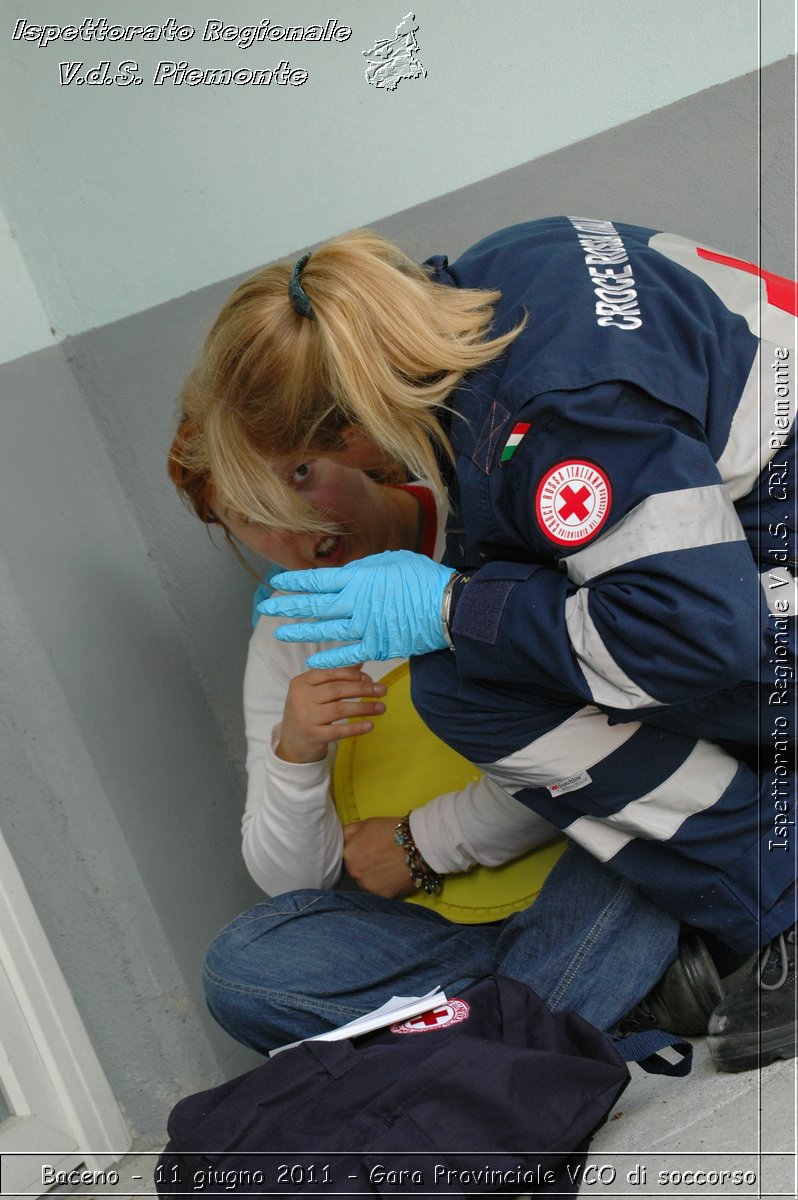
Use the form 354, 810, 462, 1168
0, 203, 57, 364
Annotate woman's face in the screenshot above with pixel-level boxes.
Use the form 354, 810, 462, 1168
219, 458, 392, 571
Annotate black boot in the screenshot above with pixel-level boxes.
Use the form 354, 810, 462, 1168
618, 929, 723, 1037
707, 923, 797, 1073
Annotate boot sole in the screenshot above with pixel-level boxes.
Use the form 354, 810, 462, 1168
707, 1021, 797, 1073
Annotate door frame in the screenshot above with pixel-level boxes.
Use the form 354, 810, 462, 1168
0, 828, 131, 1189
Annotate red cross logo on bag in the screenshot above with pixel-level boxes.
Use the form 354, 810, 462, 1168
535, 460, 612, 546
391, 999, 470, 1035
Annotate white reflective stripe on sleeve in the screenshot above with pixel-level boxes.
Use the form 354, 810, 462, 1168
717, 341, 795, 500
477, 706, 640, 793
563, 739, 739, 862
566, 485, 746, 586
599, 740, 738, 842
560, 817, 632, 863
761, 568, 798, 618
565, 591, 661, 708
649, 232, 796, 347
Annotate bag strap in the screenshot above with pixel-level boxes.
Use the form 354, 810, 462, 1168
613, 1028, 693, 1077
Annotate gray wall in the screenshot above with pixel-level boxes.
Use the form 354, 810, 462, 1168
373, 55, 794, 273
0, 347, 262, 1142
0, 57, 793, 1143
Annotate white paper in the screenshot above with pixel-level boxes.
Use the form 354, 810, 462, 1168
269, 987, 446, 1056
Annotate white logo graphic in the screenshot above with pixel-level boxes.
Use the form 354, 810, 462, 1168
363, 12, 426, 91
535, 460, 612, 546
391, 999, 470, 1034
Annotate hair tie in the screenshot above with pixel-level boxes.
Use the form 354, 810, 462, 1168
288, 252, 315, 320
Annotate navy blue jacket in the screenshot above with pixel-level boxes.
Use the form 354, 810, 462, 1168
426, 217, 795, 741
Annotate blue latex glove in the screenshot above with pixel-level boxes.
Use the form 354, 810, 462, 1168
258, 550, 456, 668
250, 564, 283, 628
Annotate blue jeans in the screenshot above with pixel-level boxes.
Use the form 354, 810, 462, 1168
203, 845, 679, 1054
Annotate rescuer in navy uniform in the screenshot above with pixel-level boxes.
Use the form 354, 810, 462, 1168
180, 217, 797, 1073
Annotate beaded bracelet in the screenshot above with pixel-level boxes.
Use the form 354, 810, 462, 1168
394, 814, 444, 895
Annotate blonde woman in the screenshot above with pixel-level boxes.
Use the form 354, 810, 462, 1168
176, 218, 796, 1072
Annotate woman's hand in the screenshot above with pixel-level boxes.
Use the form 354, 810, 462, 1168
275, 667, 386, 764
342, 817, 414, 899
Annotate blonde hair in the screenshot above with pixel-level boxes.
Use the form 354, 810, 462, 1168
178, 228, 525, 534
167, 416, 270, 578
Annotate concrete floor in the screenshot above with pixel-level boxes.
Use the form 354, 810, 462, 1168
574, 1039, 796, 1198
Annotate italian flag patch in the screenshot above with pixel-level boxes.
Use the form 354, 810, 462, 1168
499, 422, 530, 463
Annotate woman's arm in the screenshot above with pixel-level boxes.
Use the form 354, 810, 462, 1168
341, 778, 557, 899
409, 775, 557, 873
242, 617, 348, 895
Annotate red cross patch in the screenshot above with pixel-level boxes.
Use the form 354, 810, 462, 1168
391, 999, 470, 1035
535, 460, 612, 546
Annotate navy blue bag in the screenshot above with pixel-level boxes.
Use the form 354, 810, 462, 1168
156, 975, 629, 1197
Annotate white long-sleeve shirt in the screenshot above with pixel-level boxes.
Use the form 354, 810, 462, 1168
241, 486, 556, 897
